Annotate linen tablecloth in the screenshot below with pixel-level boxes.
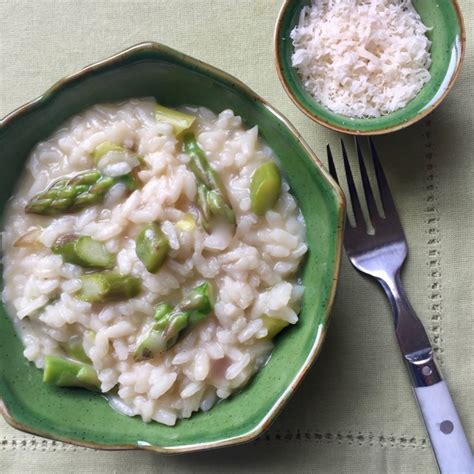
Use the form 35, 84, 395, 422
1, 1, 472, 472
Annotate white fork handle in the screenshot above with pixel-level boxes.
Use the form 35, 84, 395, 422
415, 381, 473, 473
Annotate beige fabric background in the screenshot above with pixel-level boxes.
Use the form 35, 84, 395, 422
0, 1, 472, 472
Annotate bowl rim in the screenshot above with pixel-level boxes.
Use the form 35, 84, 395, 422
0, 41, 345, 454
274, 0, 466, 136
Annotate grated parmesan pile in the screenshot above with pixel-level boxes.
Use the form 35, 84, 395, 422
290, 0, 432, 118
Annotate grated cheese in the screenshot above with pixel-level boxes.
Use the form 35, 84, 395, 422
290, 0, 432, 118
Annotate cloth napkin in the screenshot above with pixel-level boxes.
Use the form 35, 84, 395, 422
1, 1, 472, 472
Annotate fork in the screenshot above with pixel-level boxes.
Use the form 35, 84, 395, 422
327, 138, 473, 473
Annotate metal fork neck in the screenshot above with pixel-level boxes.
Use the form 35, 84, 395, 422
376, 272, 442, 387
378, 271, 410, 313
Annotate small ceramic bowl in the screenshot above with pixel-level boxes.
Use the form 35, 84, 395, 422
0, 43, 345, 453
274, 0, 465, 135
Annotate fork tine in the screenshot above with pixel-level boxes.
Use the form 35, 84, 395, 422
341, 139, 364, 227
326, 144, 339, 184
368, 138, 398, 218
355, 137, 379, 222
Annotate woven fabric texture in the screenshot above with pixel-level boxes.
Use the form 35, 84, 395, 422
0, 1, 472, 472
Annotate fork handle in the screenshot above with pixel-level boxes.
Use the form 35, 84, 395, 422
415, 380, 473, 473
382, 276, 472, 472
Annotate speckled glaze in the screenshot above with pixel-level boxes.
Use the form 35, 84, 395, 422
0, 43, 345, 453
274, 0, 465, 135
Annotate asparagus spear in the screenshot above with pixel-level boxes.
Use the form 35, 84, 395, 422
76, 271, 141, 303
250, 162, 281, 216
52, 234, 114, 269
93, 142, 140, 178
176, 213, 196, 232
43, 355, 100, 390
25, 169, 137, 216
183, 133, 236, 231
178, 281, 215, 316
93, 142, 127, 164
134, 282, 215, 361
153, 303, 173, 321
261, 314, 289, 339
155, 104, 195, 136
61, 335, 92, 364
135, 223, 170, 273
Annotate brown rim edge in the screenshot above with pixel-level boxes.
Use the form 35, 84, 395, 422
273, 0, 466, 136
0, 42, 346, 454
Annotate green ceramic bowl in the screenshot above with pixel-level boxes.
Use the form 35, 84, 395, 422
0, 43, 345, 453
274, 0, 465, 135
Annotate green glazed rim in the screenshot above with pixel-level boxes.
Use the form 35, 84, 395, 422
274, 0, 466, 135
0, 42, 345, 453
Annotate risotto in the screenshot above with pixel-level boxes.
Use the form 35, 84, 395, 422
1, 99, 307, 425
